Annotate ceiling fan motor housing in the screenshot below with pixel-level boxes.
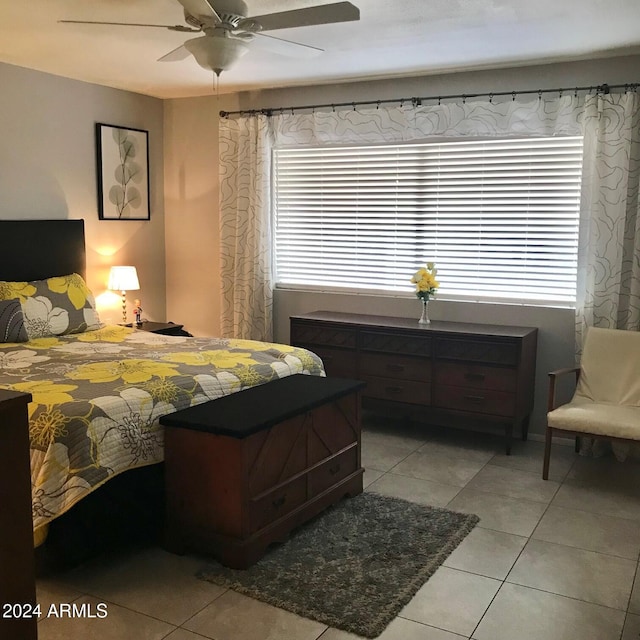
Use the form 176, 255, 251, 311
184, 0, 248, 29
212, 0, 248, 23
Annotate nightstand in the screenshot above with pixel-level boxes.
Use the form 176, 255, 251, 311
127, 321, 192, 337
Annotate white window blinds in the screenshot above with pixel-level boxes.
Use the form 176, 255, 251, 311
273, 136, 583, 305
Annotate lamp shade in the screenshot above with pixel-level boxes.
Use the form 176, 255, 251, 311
184, 35, 249, 74
108, 266, 140, 292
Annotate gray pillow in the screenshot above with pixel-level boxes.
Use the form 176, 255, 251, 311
0, 273, 102, 339
0, 298, 28, 343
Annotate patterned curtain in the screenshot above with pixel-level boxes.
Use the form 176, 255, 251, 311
576, 91, 640, 461
219, 92, 640, 346
271, 95, 583, 144
576, 91, 640, 349
219, 114, 273, 341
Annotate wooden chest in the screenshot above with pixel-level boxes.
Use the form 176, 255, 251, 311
160, 375, 365, 568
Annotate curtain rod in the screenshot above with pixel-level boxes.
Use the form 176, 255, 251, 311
219, 82, 638, 118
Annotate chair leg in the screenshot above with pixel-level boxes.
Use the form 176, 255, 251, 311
574, 436, 580, 453
543, 426, 553, 480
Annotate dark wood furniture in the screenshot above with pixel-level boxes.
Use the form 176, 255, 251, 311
0, 390, 37, 640
290, 311, 537, 454
160, 375, 365, 569
125, 321, 191, 336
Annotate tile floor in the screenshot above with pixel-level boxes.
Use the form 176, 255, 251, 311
36, 415, 640, 640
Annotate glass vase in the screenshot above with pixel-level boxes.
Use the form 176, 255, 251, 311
418, 298, 430, 325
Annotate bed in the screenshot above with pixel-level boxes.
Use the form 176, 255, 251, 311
0, 220, 324, 561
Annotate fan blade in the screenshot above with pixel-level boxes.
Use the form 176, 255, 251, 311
175, 0, 221, 23
248, 2, 359, 32
158, 44, 191, 62
59, 20, 198, 32
252, 32, 323, 58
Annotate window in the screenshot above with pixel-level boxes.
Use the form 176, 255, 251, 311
273, 136, 583, 305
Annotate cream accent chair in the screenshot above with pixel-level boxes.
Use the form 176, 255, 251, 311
543, 327, 640, 480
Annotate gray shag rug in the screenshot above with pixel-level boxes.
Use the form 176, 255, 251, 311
197, 492, 479, 638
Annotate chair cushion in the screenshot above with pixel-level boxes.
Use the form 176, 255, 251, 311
575, 327, 640, 406
548, 399, 640, 439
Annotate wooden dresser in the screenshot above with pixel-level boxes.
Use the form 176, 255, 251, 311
290, 311, 537, 454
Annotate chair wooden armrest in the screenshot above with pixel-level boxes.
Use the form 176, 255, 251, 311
547, 367, 580, 411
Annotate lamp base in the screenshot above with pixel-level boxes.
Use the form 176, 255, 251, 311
121, 291, 127, 324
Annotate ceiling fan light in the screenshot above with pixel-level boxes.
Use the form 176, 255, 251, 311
184, 35, 249, 74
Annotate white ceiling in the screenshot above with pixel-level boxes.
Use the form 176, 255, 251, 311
1, 0, 639, 99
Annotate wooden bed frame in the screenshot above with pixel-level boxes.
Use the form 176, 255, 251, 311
0, 219, 164, 571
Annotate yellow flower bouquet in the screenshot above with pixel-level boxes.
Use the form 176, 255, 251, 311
410, 262, 439, 302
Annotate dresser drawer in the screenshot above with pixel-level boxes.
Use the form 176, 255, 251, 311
306, 346, 358, 378
435, 362, 516, 392
360, 352, 430, 382
290, 322, 356, 350
249, 477, 307, 533
435, 338, 518, 365
433, 384, 516, 417
360, 330, 431, 356
308, 446, 358, 496
361, 375, 430, 405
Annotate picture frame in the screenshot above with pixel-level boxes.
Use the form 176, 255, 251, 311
96, 123, 150, 220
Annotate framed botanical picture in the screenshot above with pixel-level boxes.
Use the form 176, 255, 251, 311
96, 123, 150, 220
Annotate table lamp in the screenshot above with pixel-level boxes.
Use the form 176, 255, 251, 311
108, 266, 140, 323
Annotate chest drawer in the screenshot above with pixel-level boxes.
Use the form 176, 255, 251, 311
308, 446, 358, 496
435, 338, 518, 365
360, 352, 430, 382
249, 476, 307, 533
433, 384, 515, 417
361, 375, 431, 406
435, 362, 516, 392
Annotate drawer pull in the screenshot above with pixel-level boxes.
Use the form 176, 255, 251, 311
464, 372, 485, 381
464, 395, 485, 403
385, 386, 403, 395
272, 496, 286, 509
329, 463, 341, 476
386, 364, 405, 372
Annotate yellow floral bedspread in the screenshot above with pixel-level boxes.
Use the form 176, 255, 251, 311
0, 325, 324, 540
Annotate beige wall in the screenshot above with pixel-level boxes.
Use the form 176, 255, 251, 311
0, 62, 166, 325
163, 54, 639, 435
163, 96, 219, 336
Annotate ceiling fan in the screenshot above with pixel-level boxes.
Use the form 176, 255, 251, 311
60, 0, 360, 77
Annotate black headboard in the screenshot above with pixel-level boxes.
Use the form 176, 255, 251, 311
0, 220, 86, 281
